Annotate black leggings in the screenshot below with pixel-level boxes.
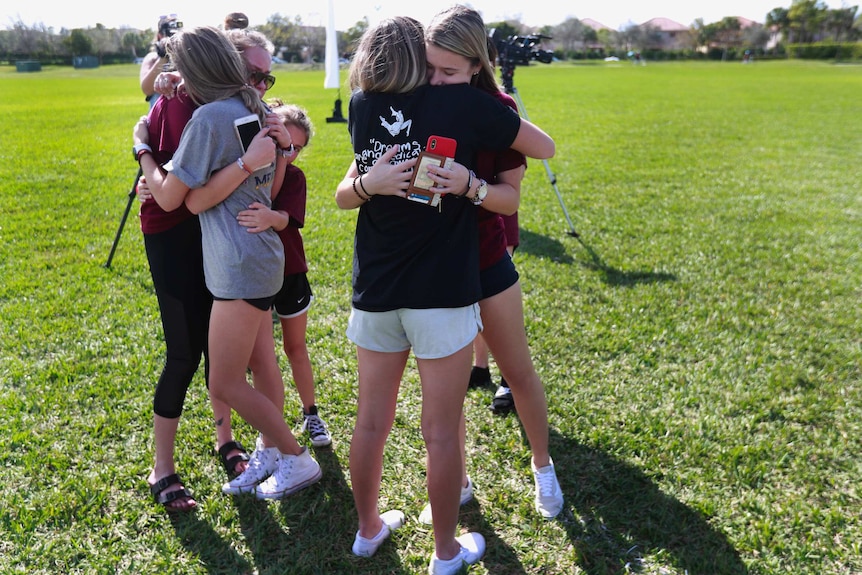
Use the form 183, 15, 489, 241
144, 217, 212, 419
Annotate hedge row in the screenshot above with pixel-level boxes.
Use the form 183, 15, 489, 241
787, 42, 862, 60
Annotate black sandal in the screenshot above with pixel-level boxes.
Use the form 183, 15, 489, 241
150, 473, 196, 513
218, 441, 250, 479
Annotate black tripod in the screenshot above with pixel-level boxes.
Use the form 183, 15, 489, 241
104, 167, 141, 268
501, 61, 579, 238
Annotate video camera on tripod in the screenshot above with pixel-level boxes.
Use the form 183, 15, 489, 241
489, 29, 553, 93
485, 29, 579, 237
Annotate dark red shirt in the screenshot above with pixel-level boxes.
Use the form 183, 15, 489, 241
475, 91, 525, 269
272, 164, 308, 275
139, 90, 198, 235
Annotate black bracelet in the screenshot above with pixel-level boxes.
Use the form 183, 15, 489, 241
352, 176, 369, 202
358, 175, 372, 199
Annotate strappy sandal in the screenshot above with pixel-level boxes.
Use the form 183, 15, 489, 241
218, 440, 250, 479
150, 473, 196, 513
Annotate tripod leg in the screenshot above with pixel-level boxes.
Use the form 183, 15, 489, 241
104, 167, 142, 269
510, 88, 579, 237
540, 159, 579, 238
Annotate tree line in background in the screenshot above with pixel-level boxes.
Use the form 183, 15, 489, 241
1, 0, 859, 66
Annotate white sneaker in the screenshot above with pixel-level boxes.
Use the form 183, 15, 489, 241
255, 447, 322, 500
221, 436, 278, 495
418, 477, 474, 525
351, 509, 406, 557
532, 458, 563, 519
427, 532, 485, 575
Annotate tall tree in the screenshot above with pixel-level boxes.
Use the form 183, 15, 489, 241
766, 7, 791, 41
65, 28, 92, 57
787, 0, 827, 43
553, 17, 586, 53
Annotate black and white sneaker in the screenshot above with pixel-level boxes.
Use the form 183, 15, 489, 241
489, 382, 515, 415
301, 405, 332, 447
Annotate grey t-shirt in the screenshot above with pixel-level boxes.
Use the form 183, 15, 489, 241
171, 96, 284, 299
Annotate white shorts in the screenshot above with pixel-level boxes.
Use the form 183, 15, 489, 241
346, 305, 482, 359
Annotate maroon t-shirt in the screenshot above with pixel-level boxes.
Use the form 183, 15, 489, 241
475, 90, 525, 270
272, 164, 309, 275
139, 90, 198, 235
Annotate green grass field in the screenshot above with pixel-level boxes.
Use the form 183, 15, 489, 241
0, 60, 860, 574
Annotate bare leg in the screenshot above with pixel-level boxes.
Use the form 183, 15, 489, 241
472, 334, 491, 369
350, 347, 408, 539
418, 343, 473, 561
247, 316, 287, 448
208, 299, 301, 455
479, 282, 550, 467
280, 312, 316, 410
149, 414, 196, 510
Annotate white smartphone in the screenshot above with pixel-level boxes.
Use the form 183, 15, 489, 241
233, 114, 261, 153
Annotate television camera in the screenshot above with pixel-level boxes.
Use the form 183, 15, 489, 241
489, 29, 553, 93
159, 16, 183, 38
154, 16, 183, 59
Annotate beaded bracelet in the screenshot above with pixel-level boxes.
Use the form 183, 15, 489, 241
358, 175, 372, 199
352, 176, 370, 202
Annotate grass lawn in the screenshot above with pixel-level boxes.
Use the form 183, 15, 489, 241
0, 59, 860, 574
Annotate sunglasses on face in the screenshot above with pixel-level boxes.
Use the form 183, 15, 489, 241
249, 71, 276, 90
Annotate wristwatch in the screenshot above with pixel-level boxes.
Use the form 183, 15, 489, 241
470, 179, 488, 205
132, 143, 152, 162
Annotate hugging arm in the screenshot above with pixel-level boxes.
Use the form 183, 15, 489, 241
510, 118, 555, 160
184, 128, 276, 214
335, 145, 416, 209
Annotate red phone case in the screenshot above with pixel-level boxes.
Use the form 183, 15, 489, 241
426, 135, 457, 158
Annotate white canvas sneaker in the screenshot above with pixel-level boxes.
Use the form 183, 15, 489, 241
418, 477, 474, 525
222, 436, 279, 495
255, 447, 322, 500
427, 532, 485, 575
532, 458, 563, 519
351, 509, 406, 557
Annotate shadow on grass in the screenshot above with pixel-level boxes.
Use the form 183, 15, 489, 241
548, 428, 749, 575
169, 512, 254, 574
460, 500, 528, 575
518, 228, 576, 265
224, 446, 411, 574
574, 237, 677, 287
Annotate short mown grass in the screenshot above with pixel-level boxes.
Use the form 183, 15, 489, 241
0, 60, 860, 574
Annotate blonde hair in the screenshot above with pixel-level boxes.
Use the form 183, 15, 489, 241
425, 5, 500, 93
167, 26, 267, 120
269, 99, 314, 145
348, 17, 427, 93
226, 28, 274, 56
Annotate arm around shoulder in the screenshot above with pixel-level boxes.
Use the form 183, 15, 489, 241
511, 119, 555, 160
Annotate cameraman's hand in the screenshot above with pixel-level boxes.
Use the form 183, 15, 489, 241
362, 144, 415, 198
425, 161, 469, 195
154, 39, 168, 59
133, 115, 149, 146
242, 127, 276, 171
154, 71, 182, 98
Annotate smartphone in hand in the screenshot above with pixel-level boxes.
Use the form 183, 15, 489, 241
407, 135, 457, 206
234, 114, 261, 153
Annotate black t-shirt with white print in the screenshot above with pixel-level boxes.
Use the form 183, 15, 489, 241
347, 83, 521, 311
